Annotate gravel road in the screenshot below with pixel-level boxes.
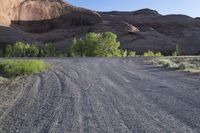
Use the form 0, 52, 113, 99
0, 58, 200, 133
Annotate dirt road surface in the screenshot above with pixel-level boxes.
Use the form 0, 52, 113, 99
0, 58, 200, 133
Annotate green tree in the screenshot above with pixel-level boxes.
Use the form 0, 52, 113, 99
43, 43, 57, 57
71, 32, 121, 57
12, 41, 29, 57
5, 45, 13, 57
26, 45, 39, 57
71, 38, 87, 57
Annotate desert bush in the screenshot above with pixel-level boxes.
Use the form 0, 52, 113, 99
178, 62, 196, 70
71, 32, 122, 57
127, 51, 136, 57
120, 50, 128, 57
157, 59, 178, 68
26, 44, 39, 57
43, 43, 57, 57
154, 52, 162, 56
0, 60, 46, 77
143, 50, 163, 57
143, 50, 154, 56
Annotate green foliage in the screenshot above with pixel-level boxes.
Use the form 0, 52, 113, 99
127, 51, 136, 57
154, 52, 162, 56
4, 41, 63, 57
71, 38, 86, 57
5, 45, 13, 57
143, 50, 163, 57
120, 50, 128, 57
26, 44, 39, 57
0, 60, 46, 77
43, 43, 57, 57
71, 32, 122, 57
5, 42, 39, 57
12, 41, 28, 57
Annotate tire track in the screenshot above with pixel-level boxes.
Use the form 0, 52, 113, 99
0, 58, 200, 133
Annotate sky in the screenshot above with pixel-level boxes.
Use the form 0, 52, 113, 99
66, 0, 200, 17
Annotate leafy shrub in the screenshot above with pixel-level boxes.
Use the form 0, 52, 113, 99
154, 52, 162, 56
0, 60, 46, 77
4, 42, 62, 57
26, 45, 39, 57
127, 51, 136, 57
143, 50, 154, 57
71, 32, 122, 57
5, 42, 39, 57
120, 50, 128, 57
143, 50, 163, 57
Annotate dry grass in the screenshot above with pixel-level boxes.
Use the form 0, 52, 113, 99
151, 56, 200, 73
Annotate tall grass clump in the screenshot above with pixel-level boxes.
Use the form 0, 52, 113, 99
0, 60, 46, 77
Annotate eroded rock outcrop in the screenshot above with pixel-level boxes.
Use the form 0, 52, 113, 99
0, 0, 101, 32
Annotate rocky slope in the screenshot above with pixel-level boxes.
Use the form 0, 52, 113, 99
0, 0, 200, 55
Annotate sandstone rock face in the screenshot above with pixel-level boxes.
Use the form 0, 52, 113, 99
0, 1, 200, 55
0, 0, 101, 32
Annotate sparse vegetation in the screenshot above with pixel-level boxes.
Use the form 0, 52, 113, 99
0, 33, 168, 58
0, 60, 46, 77
143, 50, 163, 57
151, 57, 200, 73
155, 59, 178, 68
